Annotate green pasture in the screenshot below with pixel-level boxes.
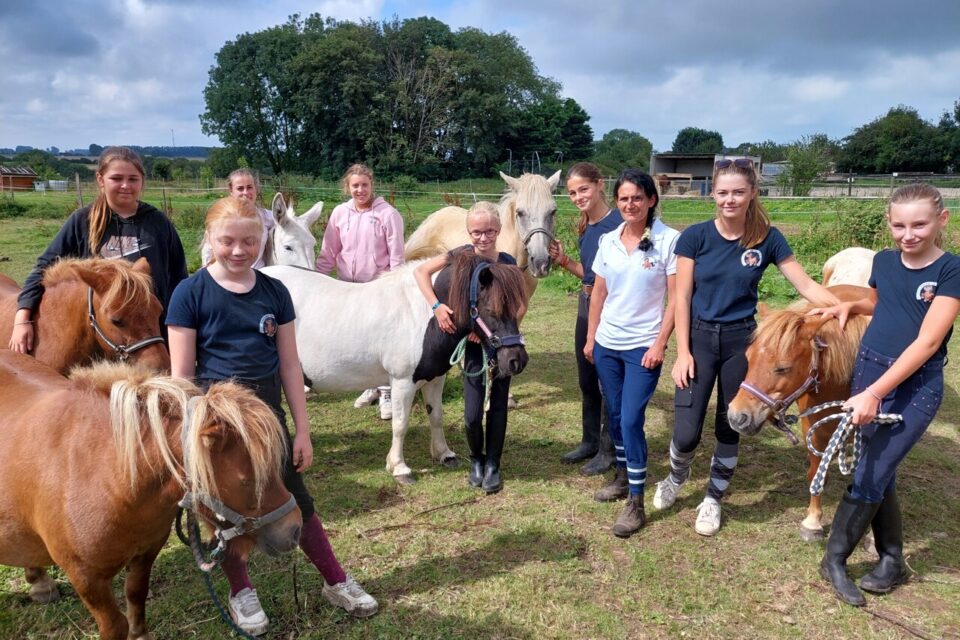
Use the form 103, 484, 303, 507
0, 191, 958, 639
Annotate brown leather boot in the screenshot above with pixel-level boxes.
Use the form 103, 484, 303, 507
612, 494, 646, 538
593, 467, 628, 502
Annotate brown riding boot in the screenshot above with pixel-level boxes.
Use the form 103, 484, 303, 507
612, 494, 646, 538
593, 467, 628, 502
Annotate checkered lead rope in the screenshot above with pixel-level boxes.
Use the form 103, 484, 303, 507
804, 400, 902, 496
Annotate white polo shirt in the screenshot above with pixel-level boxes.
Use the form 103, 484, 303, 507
592, 218, 679, 350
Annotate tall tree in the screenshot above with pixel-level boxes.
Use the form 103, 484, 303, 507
672, 127, 724, 154
838, 106, 946, 173
591, 129, 653, 173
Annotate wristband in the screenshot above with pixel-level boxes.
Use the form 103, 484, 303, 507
865, 387, 882, 401
431, 300, 442, 312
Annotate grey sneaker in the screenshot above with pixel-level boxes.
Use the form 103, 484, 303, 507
652, 476, 684, 510
353, 388, 380, 408
322, 575, 379, 618
228, 587, 269, 636
695, 499, 722, 536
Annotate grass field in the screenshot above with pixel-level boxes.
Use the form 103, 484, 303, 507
0, 189, 958, 639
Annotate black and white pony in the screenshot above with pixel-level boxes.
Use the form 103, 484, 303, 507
262, 252, 529, 484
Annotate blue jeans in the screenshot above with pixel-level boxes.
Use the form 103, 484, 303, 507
849, 345, 944, 502
593, 343, 662, 496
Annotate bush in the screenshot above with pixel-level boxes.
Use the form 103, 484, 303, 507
0, 197, 28, 218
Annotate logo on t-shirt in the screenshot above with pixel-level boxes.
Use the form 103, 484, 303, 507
916, 282, 937, 303
741, 249, 762, 268
259, 314, 278, 337
100, 235, 149, 259
642, 256, 657, 270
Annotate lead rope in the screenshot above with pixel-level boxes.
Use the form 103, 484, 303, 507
450, 337, 493, 412
805, 400, 902, 496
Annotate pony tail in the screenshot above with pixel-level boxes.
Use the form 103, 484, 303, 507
576, 211, 588, 237
741, 199, 771, 249
638, 213, 655, 251
88, 194, 111, 255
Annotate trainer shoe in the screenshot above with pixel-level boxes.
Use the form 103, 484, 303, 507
228, 587, 269, 636
322, 575, 379, 618
652, 476, 684, 510
695, 499, 722, 536
379, 388, 392, 421
353, 388, 380, 408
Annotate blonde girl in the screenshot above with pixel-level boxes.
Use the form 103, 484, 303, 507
200, 168, 275, 269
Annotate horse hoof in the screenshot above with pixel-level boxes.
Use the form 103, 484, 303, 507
441, 455, 460, 469
394, 473, 416, 486
799, 524, 824, 542
29, 579, 60, 604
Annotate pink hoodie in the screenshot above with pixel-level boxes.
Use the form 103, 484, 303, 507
316, 196, 405, 283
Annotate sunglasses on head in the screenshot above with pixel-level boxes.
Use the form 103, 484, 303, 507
715, 158, 755, 170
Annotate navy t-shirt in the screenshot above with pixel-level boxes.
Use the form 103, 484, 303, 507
166, 269, 296, 381
675, 220, 793, 323
862, 249, 960, 359
578, 208, 623, 286
450, 244, 517, 267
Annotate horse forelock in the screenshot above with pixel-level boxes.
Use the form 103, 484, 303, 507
46, 258, 155, 312
184, 381, 285, 505
447, 252, 527, 328
753, 305, 869, 385
501, 173, 556, 219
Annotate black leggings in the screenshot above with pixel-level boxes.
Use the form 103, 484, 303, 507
575, 292, 604, 429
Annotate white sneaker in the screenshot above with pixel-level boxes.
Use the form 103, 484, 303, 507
652, 476, 684, 510
695, 499, 722, 536
379, 388, 392, 421
353, 388, 380, 408
322, 575, 379, 617
228, 587, 269, 636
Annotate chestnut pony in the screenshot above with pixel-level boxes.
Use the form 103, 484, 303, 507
0, 351, 301, 640
0, 257, 170, 373
727, 285, 872, 541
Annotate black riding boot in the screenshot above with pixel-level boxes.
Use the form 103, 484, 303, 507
580, 403, 615, 476
482, 408, 507, 494
561, 398, 601, 464
860, 486, 908, 593
464, 423, 485, 489
820, 491, 881, 607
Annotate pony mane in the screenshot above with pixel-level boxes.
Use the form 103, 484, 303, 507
499, 173, 555, 219
752, 303, 870, 385
447, 251, 528, 331
45, 258, 156, 312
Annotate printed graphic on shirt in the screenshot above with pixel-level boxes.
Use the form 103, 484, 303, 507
100, 234, 149, 259
916, 282, 937, 303
741, 249, 762, 267
259, 314, 278, 337
642, 256, 657, 270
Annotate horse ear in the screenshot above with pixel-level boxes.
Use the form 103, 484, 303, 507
131, 257, 152, 276
500, 171, 520, 192
74, 262, 111, 294
301, 201, 324, 228
800, 314, 835, 340
271, 193, 287, 224
546, 170, 561, 189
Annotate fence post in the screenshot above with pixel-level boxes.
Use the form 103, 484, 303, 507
75, 173, 83, 208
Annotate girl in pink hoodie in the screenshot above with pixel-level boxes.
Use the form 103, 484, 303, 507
317, 164, 405, 418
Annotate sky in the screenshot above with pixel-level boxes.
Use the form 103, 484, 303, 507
2, 0, 959, 153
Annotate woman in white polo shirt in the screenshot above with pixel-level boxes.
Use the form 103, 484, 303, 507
584, 168, 679, 538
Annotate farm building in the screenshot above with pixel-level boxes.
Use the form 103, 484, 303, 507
649, 153, 761, 195
0, 166, 39, 192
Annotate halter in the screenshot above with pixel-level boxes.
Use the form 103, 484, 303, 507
738, 334, 829, 445
177, 396, 298, 571
521, 226, 555, 247
468, 262, 525, 353
87, 287, 165, 361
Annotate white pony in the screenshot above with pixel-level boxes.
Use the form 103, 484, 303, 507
404, 171, 561, 302
262, 251, 529, 485
263, 193, 324, 269
821, 247, 875, 287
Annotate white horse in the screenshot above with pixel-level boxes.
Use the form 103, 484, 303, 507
264, 193, 323, 269
404, 171, 561, 302
821, 247, 875, 287
262, 252, 529, 485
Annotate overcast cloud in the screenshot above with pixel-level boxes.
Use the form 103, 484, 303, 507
2, 0, 958, 152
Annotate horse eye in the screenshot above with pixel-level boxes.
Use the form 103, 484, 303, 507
516, 209, 525, 217
773, 366, 791, 375
548, 209, 557, 217
111, 318, 125, 328
283, 245, 293, 251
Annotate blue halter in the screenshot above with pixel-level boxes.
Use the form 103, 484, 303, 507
468, 262, 525, 351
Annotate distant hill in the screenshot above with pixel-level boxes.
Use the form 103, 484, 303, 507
2, 145, 213, 160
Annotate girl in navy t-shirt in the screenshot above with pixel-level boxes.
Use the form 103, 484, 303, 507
810, 183, 959, 607
167, 197, 377, 635
656, 158, 837, 537
549, 162, 623, 474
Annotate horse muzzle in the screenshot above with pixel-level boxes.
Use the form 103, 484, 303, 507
727, 408, 765, 436
496, 345, 528, 377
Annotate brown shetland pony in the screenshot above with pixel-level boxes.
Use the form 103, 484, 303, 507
727, 285, 872, 541
0, 351, 301, 640
0, 257, 170, 373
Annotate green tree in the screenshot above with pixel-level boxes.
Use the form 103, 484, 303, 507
838, 106, 946, 173
591, 129, 653, 174
672, 127, 724, 154
152, 158, 172, 181
776, 135, 833, 196
728, 140, 788, 163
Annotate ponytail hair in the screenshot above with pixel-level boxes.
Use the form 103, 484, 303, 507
566, 162, 607, 237
614, 168, 659, 251
90, 147, 146, 254
712, 159, 769, 249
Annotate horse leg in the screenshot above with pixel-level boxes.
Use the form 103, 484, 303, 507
800, 450, 825, 541
25, 566, 60, 603
423, 375, 458, 468
124, 547, 163, 640
385, 379, 417, 485
66, 567, 129, 640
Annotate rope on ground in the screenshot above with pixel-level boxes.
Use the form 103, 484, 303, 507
863, 606, 943, 640
357, 497, 480, 538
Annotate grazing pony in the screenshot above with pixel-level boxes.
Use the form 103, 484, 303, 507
728, 285, 872, 540
404, 171, 560, 303
263, 251, 529, 484
822, 247, 875, 287
0, 352, 300, 640
263, 193, 324, 269
0, 257, 169, 373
